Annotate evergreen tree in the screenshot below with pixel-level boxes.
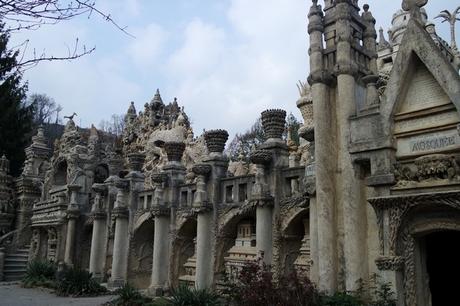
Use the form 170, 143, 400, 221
0, 23, 33, 176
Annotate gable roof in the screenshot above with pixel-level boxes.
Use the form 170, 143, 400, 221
381, 18, 460, 132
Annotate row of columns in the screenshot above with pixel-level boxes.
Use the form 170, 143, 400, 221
63, 122, 286, 293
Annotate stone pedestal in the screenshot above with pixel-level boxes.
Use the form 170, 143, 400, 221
149, 209, 170, 295
89, 211, 107, 281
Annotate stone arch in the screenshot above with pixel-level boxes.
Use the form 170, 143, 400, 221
94, 164, 109, 184
171, 215, 197, 287
54, 159, 68, 186
129, 216, 154, 288
214, 206, 256, 281
279, 207, 310, 277
394, 200, 460, 306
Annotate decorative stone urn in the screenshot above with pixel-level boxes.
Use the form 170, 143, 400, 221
261, 109, 286, 141
249, 149, 273, 166
296, 82, 314, 142
192, 164, 212, 176
164, 142, 186, 163
204, 129, 229, 156
108, 156, 124, 176
127, 153, 146, 172
151, 172, 168, 185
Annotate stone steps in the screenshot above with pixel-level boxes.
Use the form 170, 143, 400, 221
3, 246, 30, 282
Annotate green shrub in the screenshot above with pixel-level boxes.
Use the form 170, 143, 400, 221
22, 260, 56, 288
55, 266, 106, 297
165, 284, 221, 306
320, 292, 364, 306
109, 283, 154, 306
369, 280, 397, 306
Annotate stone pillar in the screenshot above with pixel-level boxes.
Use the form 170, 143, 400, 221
334, 1, 368, 291
89, 184, 108, 282
308, 0, 337, 293
109, 179, 130, 288
249, 150, 274, 264
149, 173, 170, 296
64, 184, 81, 265
191, 164, 213, 290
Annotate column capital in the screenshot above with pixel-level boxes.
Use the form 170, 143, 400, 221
375, 256, 404, 271
112, 206, 129, 219
92, 210, 107, 220
192, 201, 213, 213
151, 206, 170, 217
251, 196, 274, 208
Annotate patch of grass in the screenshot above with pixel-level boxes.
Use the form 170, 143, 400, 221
22, 260, 56, 289
55, 266, 106, 297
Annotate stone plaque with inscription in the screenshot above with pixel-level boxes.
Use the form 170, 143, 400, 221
396, 129, 460, 157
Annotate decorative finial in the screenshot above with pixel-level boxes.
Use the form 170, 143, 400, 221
378, 27, 391, 51
363, 4, 369, 12
402, 0, 428, 22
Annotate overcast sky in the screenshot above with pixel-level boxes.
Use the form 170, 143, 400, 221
10, 0, 459, 137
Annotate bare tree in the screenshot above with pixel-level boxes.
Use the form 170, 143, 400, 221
27, 93, 63, 124
435, 7, 460, 49
99, 114, 124, 136
0, 0, 132, 73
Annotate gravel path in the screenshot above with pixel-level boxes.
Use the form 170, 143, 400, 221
0, 283, 114, 306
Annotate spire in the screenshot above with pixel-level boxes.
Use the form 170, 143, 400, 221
378, 27, 391, 51
151, 89, 164, 106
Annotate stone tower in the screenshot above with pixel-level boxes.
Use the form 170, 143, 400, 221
308, 0, 379, 293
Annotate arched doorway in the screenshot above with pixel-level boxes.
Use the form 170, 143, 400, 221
420, 230, 460, 306
129, 217, 154, 288
172, 217, 197, 287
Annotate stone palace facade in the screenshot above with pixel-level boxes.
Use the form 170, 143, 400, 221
0, 0, 459, 305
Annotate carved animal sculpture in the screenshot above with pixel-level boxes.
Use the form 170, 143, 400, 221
64, 112, 77, 120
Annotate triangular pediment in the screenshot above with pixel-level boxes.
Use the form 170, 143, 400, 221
381, 19, 460, 121
380, 19, 460, 159
396, 55, 451, 114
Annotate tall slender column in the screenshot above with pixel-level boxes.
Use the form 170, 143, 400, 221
191, 164, 213, 290
109, 179, 130, 288
308, 0, 337, 293
89, 184, 108, 282
149, 173, 170, 296
64, 184, 80, 265
250, 150, 274, 264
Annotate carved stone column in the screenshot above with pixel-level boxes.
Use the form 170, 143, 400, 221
64, 184, 81, 265
250, 150, 274, 264
89, 183, 108, 282
109, 179, 130, 288
192, 164, 213, 290
149, 173, 170, 296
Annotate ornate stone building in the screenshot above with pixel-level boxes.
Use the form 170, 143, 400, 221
0, 0, 459, 305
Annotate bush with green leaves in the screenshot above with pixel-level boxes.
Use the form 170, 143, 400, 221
55, 266, 106, 297
111, 283, 154, 306
22, 260, 56, 288
319, 292, 364, 306
165, 284, 221, 306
